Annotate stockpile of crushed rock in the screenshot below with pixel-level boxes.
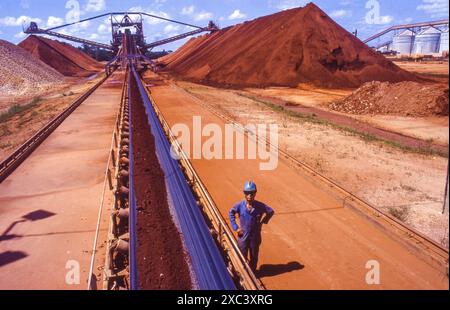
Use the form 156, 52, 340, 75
19, 35, 103, 77
0, 39, 63, 97
329, 81, 449, 116
159, 3, 417, 89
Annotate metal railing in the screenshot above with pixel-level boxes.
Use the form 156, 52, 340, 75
101, 69, 131, 290
25, 26, 114, 50
87, 70, 125, 290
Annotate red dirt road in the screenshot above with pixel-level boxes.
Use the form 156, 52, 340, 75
0, 72, 123, 289
144, 71, 448, 290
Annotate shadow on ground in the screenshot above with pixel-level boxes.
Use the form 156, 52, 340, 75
0, 251, 28, 267
257, 261, 304, 278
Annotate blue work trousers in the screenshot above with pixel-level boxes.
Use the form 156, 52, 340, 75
238, 235, 261, 271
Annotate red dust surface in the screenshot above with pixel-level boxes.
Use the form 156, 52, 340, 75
159, 3, 418, 89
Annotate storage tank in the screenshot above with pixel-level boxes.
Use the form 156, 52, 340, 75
413, 27, 441, 54
439, 29, 449, 54
392, 29, 415, 55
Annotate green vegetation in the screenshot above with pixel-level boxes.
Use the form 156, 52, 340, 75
0, 97, 42, 123
0, 124, 11, 137
62, 91, 75, 97
235, 92, 448, 158
401, 184, 417, 192
388, 206, 410, 222
0, 142, 12, 149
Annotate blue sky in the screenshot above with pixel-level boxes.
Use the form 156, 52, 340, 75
0, 0, 448, 51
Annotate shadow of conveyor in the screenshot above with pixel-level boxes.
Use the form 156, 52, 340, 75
257, 261, 304, 278
0, 209, 56, 242
0, 251, 28, 267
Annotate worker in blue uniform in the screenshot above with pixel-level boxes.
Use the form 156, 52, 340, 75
229, 181, 274, 272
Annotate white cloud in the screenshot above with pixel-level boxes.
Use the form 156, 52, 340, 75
75, 20, 90, 29
89, 33, 99, 40
57, 29, 70, 36
417, 0, 449, 18
84, 0, 106, 13
270, 0, 308, 10
129, 6, 171, 25
164, 24, 180, 34
379, 15, 394, 24
329, 9, 352, 18
47, 16, 64, 28
0, 15, 42, 27
181, 5, 195, 15
57, 20, 90, 37
147, 11, 171, 25
98, 23, 110, 34
228, 9, 247, 20
194, 11, 213, 21
14, 31, 26, 39
128, 6, 144, 12
403, 17, 413, 23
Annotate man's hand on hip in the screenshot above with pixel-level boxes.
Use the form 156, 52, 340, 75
237, 229, 244, 237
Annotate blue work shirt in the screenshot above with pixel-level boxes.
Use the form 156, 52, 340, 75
229, 200, 274, 241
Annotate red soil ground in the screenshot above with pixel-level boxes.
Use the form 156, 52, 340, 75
159, 3, 418, 89
19, 35, 103, 77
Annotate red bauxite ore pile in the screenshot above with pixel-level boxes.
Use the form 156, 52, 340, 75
159, 3, 417, 88
329, 81, 449, 116
130, 78, 192, 289
19, 35, 103, 77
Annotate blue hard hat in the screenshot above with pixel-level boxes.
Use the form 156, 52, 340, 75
243, 181, 257, 193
